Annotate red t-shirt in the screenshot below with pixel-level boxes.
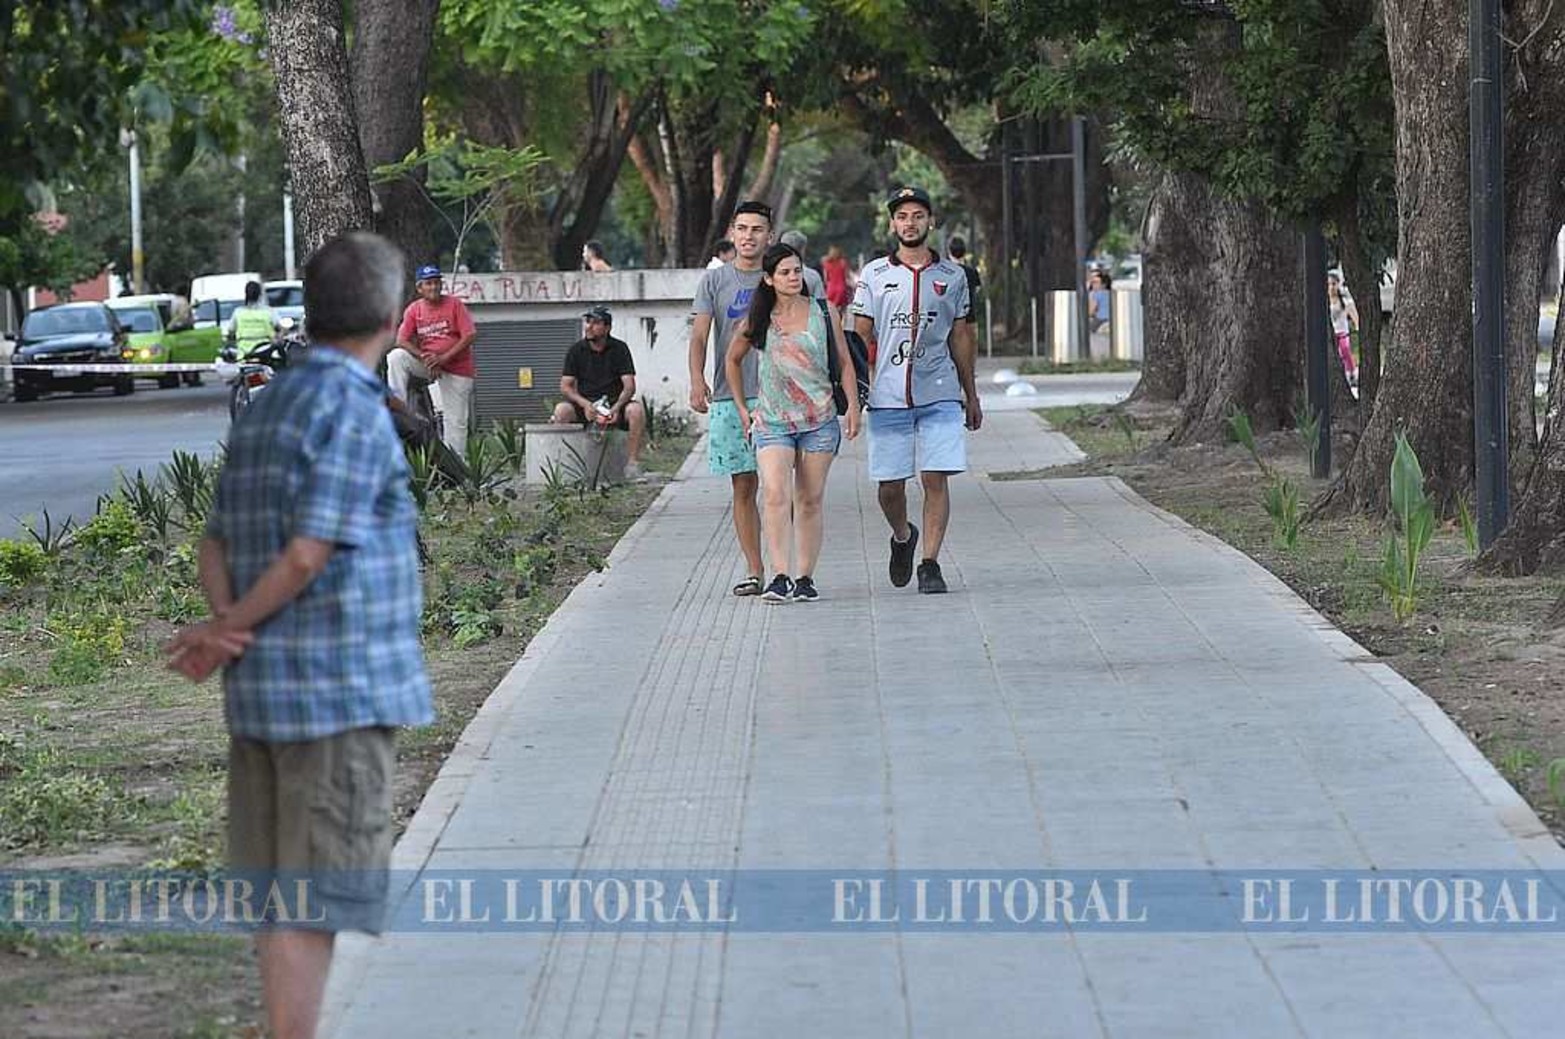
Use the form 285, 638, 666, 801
398, 295, 476, 377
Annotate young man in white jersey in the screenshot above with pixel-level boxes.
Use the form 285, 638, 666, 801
851, 186, 982, 594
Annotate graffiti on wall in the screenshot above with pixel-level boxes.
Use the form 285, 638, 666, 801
443, 275, 589, 304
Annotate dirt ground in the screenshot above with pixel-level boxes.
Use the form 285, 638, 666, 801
1024, 405, 1565, 843
0, 435, 691, 1039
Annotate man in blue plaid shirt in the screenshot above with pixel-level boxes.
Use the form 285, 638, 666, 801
166, 231, 431, 1039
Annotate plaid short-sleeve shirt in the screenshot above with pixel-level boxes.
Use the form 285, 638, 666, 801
206, 345, 432, 742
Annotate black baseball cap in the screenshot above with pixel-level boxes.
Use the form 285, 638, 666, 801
886, 185, 933, 214
582, 306, 612, 324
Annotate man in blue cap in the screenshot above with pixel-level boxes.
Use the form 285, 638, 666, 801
389, 264, 478, 455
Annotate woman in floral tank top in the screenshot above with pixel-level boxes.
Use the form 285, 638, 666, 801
726, 244, 862, 603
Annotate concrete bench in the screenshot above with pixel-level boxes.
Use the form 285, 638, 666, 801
524, 423, 627, 487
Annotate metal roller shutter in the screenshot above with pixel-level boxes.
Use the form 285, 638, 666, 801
470, 318, 579, 428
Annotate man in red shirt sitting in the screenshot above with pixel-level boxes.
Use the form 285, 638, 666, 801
388, 264, 477, 455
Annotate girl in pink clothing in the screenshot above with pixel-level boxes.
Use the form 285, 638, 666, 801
1328, 273, 1360, 387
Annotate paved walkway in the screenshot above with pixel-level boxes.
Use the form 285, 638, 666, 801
324, 411, 1564, 1039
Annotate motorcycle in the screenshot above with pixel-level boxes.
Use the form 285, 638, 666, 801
216, 333, 306, 421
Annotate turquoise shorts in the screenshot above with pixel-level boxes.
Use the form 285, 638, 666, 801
708, 398, 759, 476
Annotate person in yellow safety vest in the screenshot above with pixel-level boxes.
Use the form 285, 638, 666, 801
223, 281, 283, 348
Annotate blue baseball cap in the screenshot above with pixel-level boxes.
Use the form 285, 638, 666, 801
415, 264, 441, 282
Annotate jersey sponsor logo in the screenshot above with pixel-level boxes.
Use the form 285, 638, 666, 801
932, 280, 949, 296
888, 309, 939, 329
888, 339, 929, 366
726, 288, 755, 320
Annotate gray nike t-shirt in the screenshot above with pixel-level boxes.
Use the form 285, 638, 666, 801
693, 263, 764, 400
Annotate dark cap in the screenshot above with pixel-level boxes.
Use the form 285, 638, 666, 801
582, 306, 613, 325
886, 185, 933, 214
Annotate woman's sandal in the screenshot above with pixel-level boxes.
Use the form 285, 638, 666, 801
732, 575, 763, 597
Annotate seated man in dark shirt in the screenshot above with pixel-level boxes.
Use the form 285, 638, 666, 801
552, 306, 647, 479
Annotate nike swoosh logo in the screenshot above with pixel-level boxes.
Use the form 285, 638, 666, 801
726, 288, 755, 320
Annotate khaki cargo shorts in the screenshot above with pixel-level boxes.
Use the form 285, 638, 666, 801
228, 726, 397, 934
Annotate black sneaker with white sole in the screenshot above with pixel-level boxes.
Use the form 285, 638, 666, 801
889, 523, 919, 588
762, 574, 793, 603
916, 559, 948, 594
791, 576, 819, 603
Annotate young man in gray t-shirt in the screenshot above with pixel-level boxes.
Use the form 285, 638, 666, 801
688, 200, 774, 595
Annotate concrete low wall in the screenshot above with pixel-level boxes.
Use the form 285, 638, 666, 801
446, 270, 704, 423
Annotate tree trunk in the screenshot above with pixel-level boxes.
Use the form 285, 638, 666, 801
1320, 0, 1474, 514
744, 120, 783, 201
1499, 0, 1565, 495
264, 0, 373, 256
1129, 171, 1193, 405
1471, 1, 1565, 572
497, 198, 552, 270
350, 0, 438, 273
1168, 186, 1304, 444
550, 82, 652, 271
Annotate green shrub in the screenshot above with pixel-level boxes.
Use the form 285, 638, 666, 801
46, 608, 129, 686
76, 499, 144, 556
0, 539, 49, 587
0, 735, 125, 850
1378, 432, 1436, 622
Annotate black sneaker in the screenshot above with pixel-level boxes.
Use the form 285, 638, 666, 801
916, 559, 948, 594
889, 523, 920, 588
791, 576, 820, 603
762, 574, 793, 603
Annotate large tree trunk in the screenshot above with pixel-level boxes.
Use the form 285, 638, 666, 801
264, 0, 373, 256
1129, 171, 1194, 405
1168, 185, 1304, 444
549, 81, 651, 271
1472, 2, 1565, 573
1321, 0, 1474, 514
350, 0, 438, 273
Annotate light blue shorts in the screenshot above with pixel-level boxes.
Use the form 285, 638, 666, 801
867, 401, 967, 481
708, 398, 759, 476
753, 418, 842, 455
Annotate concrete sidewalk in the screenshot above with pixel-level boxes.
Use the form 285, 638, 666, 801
324, 412, 1564, 1039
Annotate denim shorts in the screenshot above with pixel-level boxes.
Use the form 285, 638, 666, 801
867, 401, 967, 480
707, 398, 759, 476
753, 418, 842, 455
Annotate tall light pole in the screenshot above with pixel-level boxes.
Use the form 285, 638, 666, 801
1470, 0, 1508, 546
121, 128, 145, 294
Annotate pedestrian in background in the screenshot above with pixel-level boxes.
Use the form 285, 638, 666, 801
387, 265, 477, 456
1328, 272, 1360, 387
822, 244, 853, 310
726, 243, 861, 603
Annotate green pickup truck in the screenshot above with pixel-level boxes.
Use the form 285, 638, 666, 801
105, 294, 222, 387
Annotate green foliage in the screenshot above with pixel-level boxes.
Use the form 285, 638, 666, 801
492, 420, 526, 475
19, 510, 75, 557
1296, 403, 1322, 470
47, 608, 130, 686
1547, 758, 1565, 807
0, 733, 128, 850
163, 449, 216, 526
1224, 408, 1261, 463
1377, 433, 1436, 622
0, 540, 49, 588
375, 136, 546, 269
1262, 476, 1301, 550
1457, 494, 1479, 559
76, 499, 145, 557
1004, 0, 1395, 244
0, 1, 204, 225
118, 469, 176, 546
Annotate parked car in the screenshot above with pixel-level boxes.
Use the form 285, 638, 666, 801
12, 302, 132, 402
106, 297, 180, 388
110, 293, 220, 386
265, 279, 305, 331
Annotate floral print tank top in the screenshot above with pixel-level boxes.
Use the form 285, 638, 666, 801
757, 303, 835, 434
